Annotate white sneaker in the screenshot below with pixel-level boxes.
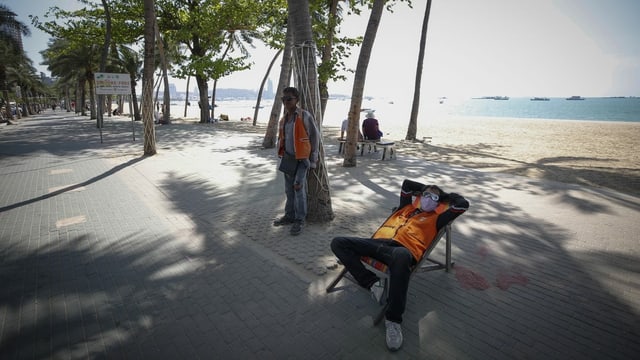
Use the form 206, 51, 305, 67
385, 319, 403, 351
370, 280, 385, 304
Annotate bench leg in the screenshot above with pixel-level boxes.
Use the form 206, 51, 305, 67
446, 224, 452, 272
374, 303, 389, 325
379, 146, 394, 160
326, 267, 348, 292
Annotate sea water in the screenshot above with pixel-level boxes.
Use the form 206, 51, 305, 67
170, 96, 639, 140
449, 97, 640, 122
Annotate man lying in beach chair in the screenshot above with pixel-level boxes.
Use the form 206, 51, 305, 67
328, 179, 469, 351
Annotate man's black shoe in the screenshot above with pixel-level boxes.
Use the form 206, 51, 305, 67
290, 221, 304, 235
273, 216, 295, 226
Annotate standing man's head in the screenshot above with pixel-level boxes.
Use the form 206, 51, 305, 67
282, 87, 299, 113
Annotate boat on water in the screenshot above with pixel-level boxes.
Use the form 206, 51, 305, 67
473, 96, 509, 100
566, 96, 585, 100
530, 97, 550, 101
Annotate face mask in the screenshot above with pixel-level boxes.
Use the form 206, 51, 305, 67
420, 196, 439, 212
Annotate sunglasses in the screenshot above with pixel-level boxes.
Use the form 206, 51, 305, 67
422, 191, 439, 201
281, 96, 297, 102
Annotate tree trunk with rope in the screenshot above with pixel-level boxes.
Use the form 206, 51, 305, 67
142, 0, 157, 155
287, 0, 334, 223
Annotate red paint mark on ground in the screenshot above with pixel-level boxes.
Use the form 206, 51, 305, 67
476, 245, 489, 261
496, 270, 529, 290
454, 266, 491, 290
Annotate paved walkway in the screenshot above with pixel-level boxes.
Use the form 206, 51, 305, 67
1, 111, 639, 359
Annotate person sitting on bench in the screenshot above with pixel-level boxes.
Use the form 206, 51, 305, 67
330, 179, 469, 351
362, 111, 383, 140
341, 118, 363, 140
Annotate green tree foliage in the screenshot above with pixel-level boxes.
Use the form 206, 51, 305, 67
158, 0, 267, 122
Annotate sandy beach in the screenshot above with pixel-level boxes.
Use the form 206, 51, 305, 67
202, 115, 640, 197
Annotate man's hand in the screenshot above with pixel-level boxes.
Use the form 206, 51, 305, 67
293, 182, 302, 191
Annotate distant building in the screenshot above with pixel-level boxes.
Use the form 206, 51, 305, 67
265, 79, 274, 99
0, 11, 24, 52
169, 83, 178, 98
40, 72, 54, 86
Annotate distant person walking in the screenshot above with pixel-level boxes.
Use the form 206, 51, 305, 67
273, 87, 320, 236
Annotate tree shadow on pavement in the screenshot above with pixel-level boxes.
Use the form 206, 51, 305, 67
141, 128, 640, 358
2, 116, 639, 358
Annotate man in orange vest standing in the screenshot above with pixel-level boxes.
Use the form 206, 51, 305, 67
274, 87, 320, 235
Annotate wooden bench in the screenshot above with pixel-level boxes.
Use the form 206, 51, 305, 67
338, 139, 395, 160
337, 139, 377, 155
358, 140, 378, 155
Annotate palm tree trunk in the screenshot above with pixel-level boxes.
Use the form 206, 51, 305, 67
142, 0, 157, 155
65, 85, 71, 113
184, 75, 190, 117
2, 89, 13, 121
77, 79, 85, 116
196, 75, 209, 123
88, 74, 97, 120
129, 76, 141, 120
343, 0, 385, 167
155, 20, 171, 124
97, 0, 112, 128
210, 33, 235, 122
406, 0, 432, 141
318, 0, 340, 118
262, 23, 294, 149
253, 48, 282, 125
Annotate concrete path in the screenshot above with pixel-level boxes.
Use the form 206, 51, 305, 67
1, 111, 638, 359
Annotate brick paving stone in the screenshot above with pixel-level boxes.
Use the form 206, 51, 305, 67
0, 113, 639, 359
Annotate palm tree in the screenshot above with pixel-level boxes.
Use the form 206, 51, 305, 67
42, 38, 91, 116
406, 0, 432, 141
61, 43, 101, 120
287, 0, 334, 222
342, 0, 385, 167
96, 0, 113, 128
262, 19, 294, 149
142, 0, 157, 155
6, 59, 39, 117
116, 46, 143, 120
154, 20, 171, 124
317, 0, 340, 117
252, 48, 282, 125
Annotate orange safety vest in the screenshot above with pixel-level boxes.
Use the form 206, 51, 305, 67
278, 110, 312, 160
372, 202, 448, 261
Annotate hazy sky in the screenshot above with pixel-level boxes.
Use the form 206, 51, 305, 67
6, 0, 640, 99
